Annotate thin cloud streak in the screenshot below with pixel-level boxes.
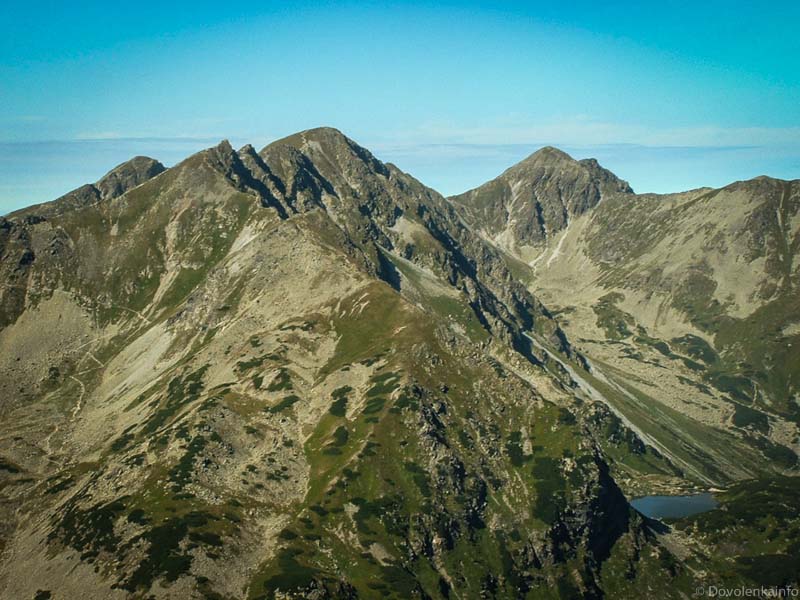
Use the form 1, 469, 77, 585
392, 117, 800, 148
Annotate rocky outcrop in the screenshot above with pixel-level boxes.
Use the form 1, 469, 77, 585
451, 146, 633, 252
7, 156, 166, 221
255, 128, 572, 357
95, 156, 166, 201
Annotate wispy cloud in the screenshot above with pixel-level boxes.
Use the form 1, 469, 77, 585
70, 116, 266, 145
364, 117, 800, 197
387, 116, 800, 149
74, 131, 126, 140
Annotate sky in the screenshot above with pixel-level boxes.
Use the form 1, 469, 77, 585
1, 0, 799, 213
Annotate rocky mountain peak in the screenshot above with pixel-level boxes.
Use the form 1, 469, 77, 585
517, 145, 574, 166
723, 174, 799, 195
271, 126, 351, 148
450, 146, 633, 252
237, 143, 258, 158
261, 126, 352, 158
7, 155, 166, 220
190, 139, 268, 194
261, 126, 390, 182
505, 146, 632, 194
95, 156, 166, 201
203, 139, 236, 166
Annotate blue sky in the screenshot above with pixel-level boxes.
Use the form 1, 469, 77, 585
1, 1, 799, 212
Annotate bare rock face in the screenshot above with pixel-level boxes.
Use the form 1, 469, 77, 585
255, 128, 562, 354
95, 156, 167, 201
450, 146, 633, 255
7, 156, 166, 220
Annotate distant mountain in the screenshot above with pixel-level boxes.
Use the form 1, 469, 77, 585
0, 129, 797, 598
450, 146, 633, 261
9, 155, 166, 220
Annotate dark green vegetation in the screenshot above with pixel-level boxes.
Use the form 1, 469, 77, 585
51, 487, 240, 593
328, 385, 351, 417
593, 293, 634, 340
141, 366, 209, 436
674, 477, 800, 587
267, 394, 300, 414
256, 372, 671, 599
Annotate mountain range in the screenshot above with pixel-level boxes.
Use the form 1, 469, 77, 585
0, 127, 797, 599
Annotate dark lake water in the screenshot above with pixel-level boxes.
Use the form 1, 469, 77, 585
630, 492, 718, 519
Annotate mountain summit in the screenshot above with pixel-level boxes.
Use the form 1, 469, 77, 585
10, 155, 166, 220
450, 147, 633, 260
